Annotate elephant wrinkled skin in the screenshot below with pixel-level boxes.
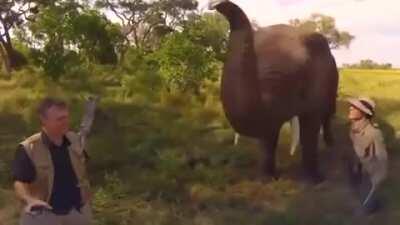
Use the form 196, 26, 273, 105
210, 0, 339, 183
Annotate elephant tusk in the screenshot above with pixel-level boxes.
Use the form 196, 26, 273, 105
290, 116, 300, 156
233, 132, 240, 146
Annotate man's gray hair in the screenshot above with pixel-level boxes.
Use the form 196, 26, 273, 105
37, 97, 68, 118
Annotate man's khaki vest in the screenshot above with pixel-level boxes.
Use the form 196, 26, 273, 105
20, 131, 90, 204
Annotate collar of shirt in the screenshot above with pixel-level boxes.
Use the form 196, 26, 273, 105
351, 118, 371, 134
41, 131, 71, 149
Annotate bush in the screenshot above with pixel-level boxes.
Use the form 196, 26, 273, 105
153, 32, 219, 94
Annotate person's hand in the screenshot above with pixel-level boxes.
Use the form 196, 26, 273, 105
24, 198, 52, 214
81, 189, 92, 204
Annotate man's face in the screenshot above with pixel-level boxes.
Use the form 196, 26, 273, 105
348, 105, 365, 121
41, 106, 70, 136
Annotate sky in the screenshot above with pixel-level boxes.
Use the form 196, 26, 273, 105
198, 0, 400, 67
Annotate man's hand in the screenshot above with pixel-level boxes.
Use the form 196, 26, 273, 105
24, 198, 52, 214
14, 181, 52, 214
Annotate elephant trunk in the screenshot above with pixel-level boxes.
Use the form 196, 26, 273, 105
213, 1, 264, 137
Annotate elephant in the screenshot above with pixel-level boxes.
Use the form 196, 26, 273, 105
209, 0, 339, 183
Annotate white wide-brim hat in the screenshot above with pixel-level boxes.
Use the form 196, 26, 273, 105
347, 97, 376, 116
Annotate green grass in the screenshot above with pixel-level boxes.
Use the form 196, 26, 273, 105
1, 69, 400, 225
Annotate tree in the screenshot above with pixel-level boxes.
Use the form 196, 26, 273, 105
343, 59, 393, 70
95, 0, 198, 60
153, 32, 218, 94
0, 0, 38, 74
67, 10, 123, 65
152, 12, 228, 93
289, 13, 355, 49
182, 12, 229, 61
28, 1, 124, 79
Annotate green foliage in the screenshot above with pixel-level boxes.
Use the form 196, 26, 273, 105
30, 44, 80, 80
182, 13, 229, 61
66, 10, 123, 65
28, 3, 123, 78
28, 3, 81, 78
2, 67, 400, 225
116, 48, 163, 101
154, 32, 219, 93
11, 40, 32, 63
149, 12, 228, 93
0, 0, 44, 71
95, 0, 198, 50
93, 172, 127, 210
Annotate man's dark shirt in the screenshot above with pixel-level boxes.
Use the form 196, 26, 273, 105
12, 132, 86, 215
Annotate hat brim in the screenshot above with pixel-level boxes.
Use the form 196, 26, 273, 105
346, 98, 373, 116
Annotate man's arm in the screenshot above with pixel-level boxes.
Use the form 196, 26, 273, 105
12, 145, 35, 182
14, 181, 35, 204
12, 145, 51, 211
14, 181, 52, 211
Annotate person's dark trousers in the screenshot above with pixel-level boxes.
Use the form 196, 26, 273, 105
358, 174, 382, 214
346, 155, 382, 215
346, 153, 362, 191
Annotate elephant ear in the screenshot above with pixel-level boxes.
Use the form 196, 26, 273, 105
303, 32, 331, 56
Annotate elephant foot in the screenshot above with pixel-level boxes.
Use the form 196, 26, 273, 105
263, 167, 280, 181
323, 132, 334, 147
261, 172, 280, 183
269, 171, 280, 180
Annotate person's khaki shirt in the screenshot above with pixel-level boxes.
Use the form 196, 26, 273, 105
350, 119, 388, 187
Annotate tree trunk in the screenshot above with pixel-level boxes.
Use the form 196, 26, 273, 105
3, 30, 17, 69
2, 30, 27, 71
78, 96, 100, 150
0, 43, 11, 77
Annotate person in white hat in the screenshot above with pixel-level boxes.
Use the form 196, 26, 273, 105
347, 96, 388, 215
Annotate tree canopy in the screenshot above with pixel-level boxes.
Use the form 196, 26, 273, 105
95, 0, 198, 50
0, 0, 42, 74
289, 13, 355, 49
0, 1, 363, 88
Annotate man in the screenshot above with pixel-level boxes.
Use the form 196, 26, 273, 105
347, 96, 388, 215
12, 98, 92, 225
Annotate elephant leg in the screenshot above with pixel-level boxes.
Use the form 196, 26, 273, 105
259, 130, 280, 178
299, 114, 324, 184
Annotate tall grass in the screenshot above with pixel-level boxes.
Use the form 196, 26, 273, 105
1, 69, 400, 225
